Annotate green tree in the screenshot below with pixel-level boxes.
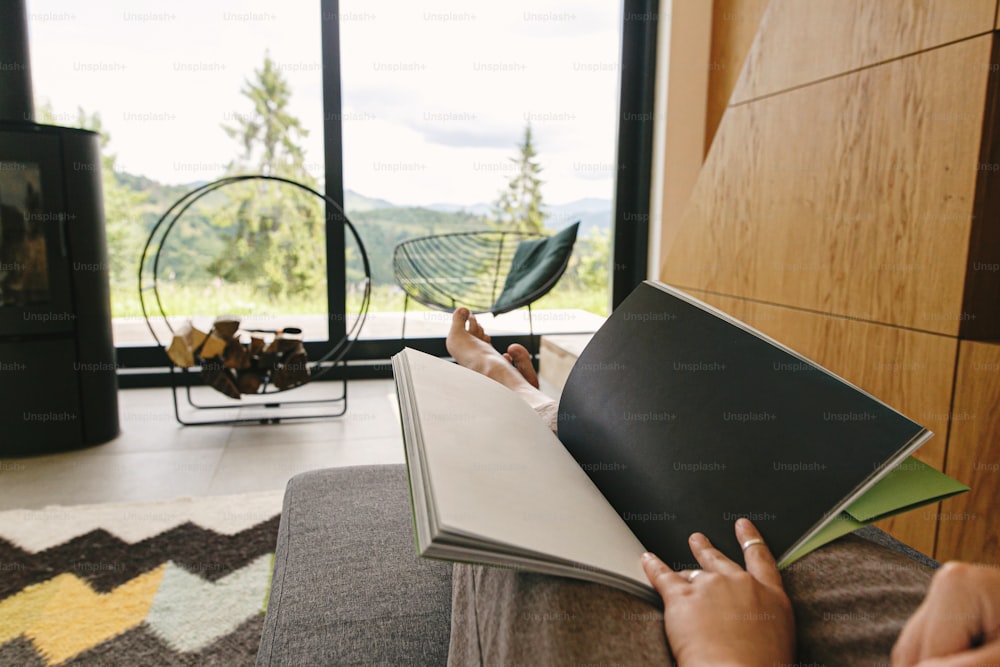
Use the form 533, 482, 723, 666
573, 227, 610, 293
493, 123, 546, 233
209, 53, 324, 299
222, 52, 310, 180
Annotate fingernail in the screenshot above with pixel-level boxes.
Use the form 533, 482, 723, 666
736, 518, 750, 530
689, 533, 706, 545
641, 552, 655, 561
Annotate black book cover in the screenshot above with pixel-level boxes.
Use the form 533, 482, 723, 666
557, 282, 928, 569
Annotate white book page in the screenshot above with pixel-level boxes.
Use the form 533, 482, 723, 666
401, 348, 650, 589
392, 355, 435, 549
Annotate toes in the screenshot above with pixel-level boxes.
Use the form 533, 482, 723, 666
507, 344, 539, 388
447, 309, 472, 353
468, 314, 490, 343
507, 344, 532, 366
450, 308, 471, 331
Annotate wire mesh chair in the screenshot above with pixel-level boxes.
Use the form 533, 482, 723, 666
392, 222, 579, 352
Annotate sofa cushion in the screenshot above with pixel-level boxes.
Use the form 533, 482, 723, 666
256, 465, 452, 666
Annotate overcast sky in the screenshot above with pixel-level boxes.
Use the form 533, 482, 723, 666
26, 0, 622, 207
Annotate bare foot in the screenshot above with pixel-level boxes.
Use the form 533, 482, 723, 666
446, 309, 548, 410
450, 311, 539, 389
504, 344, 539, 389
462, 310, 491, 346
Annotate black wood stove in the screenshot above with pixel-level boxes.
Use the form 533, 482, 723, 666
0, 0, 119, 454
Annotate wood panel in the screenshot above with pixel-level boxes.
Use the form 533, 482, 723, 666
732, 0, 995, 103
684, 290, 957, 555
705, 0, 769, 153
936, 341, 1000, 564
664, 37, 990, 336
658, 0, 714, 274
962, 33, 1000, 339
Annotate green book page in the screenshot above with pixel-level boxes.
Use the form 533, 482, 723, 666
845, 457, 970, 522
780, 457, 968, 567
780, 513, 864, 567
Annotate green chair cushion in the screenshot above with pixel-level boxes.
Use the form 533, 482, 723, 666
491, 222, 579, 314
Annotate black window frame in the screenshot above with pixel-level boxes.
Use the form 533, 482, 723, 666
117, 0, 657, 386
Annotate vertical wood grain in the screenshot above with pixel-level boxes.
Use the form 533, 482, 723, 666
961, 33, 1000, 339
935, 341, 1000, 564
683, 290, 957, 554
732, 0, 996, 103
664, 37, 991, 336
705, 0, 769, 153
656, 0, 714, 275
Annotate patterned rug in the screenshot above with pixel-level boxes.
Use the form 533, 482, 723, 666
0, 491, 284, 666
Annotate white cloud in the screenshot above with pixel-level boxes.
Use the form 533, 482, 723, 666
26, 0, 620, 206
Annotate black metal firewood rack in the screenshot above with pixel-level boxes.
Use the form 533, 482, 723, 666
138, 174, 371, 426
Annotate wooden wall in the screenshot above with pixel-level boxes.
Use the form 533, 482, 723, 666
705, 0, 769, 153
937, 341, 1000, 561
660, 0, 1000, 563
732, 0, 996, 103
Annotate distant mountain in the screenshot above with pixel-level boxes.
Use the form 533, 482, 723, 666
115, 171, 201, 206
544, 199, 612, 234
344, 190, 398, 212
118, 176, 612, 238
426, 201, 493, 216
547, 197, 613, 215
423, 198, 613, 234
345, 189, 611, 231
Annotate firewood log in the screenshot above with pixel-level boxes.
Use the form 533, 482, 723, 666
181, 321, 208, 351
272, 343, 310, 390
223, 337, 251, 370
249, 336, 265, 355
258, 351, 277, 370
212, 317, 240, 340
166, 336, 195, 368
199, 333, 228, 360
236, 369, 263, 394
201, 361, 240, 399
165, 321, 208, 368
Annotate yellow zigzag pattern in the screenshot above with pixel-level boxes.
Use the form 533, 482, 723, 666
0, 565, 165, 666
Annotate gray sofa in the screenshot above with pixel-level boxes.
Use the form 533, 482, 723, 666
256, 465, 452, 666
255, 464, 937, 666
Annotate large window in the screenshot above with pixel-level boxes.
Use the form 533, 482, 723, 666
27, 0, 327, 350
335, 1, 621, 340
26, 1, 656, 377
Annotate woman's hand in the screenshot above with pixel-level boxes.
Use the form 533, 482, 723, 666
641, 518, 795, 667
892, 561, 1000, 666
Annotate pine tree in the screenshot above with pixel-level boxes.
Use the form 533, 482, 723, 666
493, 124, 546, 234
210, 53, 324, 298
222, 52, 310, 181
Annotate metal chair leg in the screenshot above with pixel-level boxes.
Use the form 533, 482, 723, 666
528, 302, 539, 369
401, 293, 409, 342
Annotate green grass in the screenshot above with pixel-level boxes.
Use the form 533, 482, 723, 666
113, 281, 609, 321
118, 281, 330, 319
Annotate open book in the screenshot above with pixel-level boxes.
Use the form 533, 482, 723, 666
392, 281, 968, 602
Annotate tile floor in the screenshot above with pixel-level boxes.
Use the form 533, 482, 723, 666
0, 378, 409, 511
